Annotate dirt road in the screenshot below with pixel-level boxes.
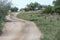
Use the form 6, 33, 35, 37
0, 12, 42, 40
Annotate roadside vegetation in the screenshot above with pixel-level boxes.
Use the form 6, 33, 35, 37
17, 11, 60, 40
0, 0, 18, 35
17, 0, 60, 40
10, 7, 18, 12
0, 0, 11, 35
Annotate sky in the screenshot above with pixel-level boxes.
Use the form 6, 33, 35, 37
12, 0, 53, 9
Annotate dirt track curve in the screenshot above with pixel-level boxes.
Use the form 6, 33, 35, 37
0, 12, 42, 40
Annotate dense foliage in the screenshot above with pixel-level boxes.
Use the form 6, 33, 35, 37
10, 7, 18, 12
53, 0, 60, 14
20, 2, 42, 11
0, 0, 11, 34
53, 0, 60, 6
42, 5, 53, 14
53, 6, 60, 14
27, 2, 42, 10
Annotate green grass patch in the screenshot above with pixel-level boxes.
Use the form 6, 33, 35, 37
17, 11, 60, 40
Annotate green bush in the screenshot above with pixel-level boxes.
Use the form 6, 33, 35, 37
20, 2, 42, 11
43, 5, 53, 14
0, 0, 11, 35
10, 7, 18, 12
53, 6, 60, 14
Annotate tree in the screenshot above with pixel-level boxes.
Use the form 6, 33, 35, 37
53, 0, 60, 14
53, 0, 60, 6
0, 0, 11, 19
27, 2, 42, 10
0, 0, 11, 34
53, 6, 60, 14
10, 7, 18, 12
43, 5, 53, 14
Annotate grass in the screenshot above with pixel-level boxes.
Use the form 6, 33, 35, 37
17, 11, 60, 40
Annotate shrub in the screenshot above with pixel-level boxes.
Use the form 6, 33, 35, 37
53, 6, 60, 14
11, 7, 18, 12
0, 0, 11, 35
43, 5, 53, 14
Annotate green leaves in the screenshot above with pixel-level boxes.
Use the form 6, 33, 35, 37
0, 0, 11, 34
26, 2, 42, 10
42, 5, 52, 14
10, 7, 18, 12
53, 0, 60, 6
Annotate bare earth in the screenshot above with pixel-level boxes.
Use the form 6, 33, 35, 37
0, 12, 42, 40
